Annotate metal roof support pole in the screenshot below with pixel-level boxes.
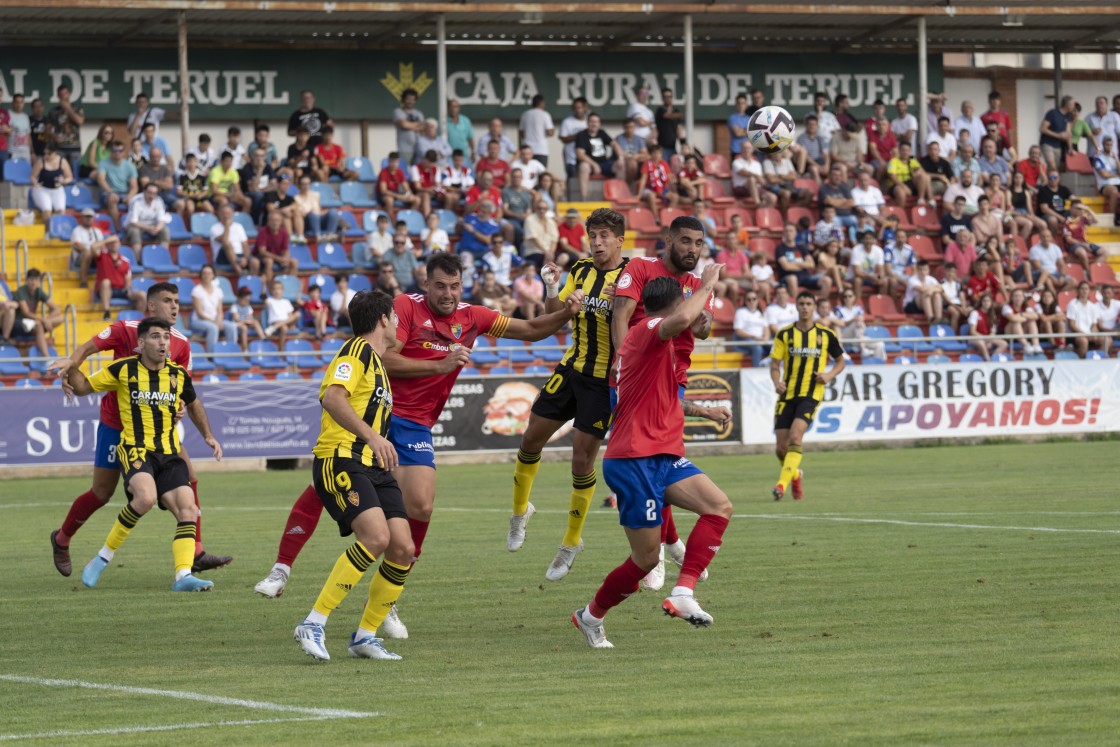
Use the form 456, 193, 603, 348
178, 10, 190, 160
1053, 45, 1062, 105
917, 16, 927, 152
437, 14, 448, 138
683, 13, 694, 143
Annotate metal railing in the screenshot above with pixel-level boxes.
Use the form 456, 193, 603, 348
63, 303, 78, 356
0, 198, 6, 277
13, 238, 28, 283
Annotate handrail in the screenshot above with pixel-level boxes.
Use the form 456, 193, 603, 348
63, 303, 78, 356
41, 270, 53, 301
0, 196, 6, 278
14, 238, 28, 283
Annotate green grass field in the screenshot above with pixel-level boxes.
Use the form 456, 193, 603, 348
2, 441, 1119, 746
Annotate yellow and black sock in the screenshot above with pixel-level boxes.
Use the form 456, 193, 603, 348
778, 445, 803, 490
311, 541, 375, 619
512, 449, 542, 515
172, 522, 196, 578
360, 560, 411, 633
104, 502, 143, 553
562, 471, 596, 548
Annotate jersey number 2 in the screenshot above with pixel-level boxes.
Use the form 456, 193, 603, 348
646, 500, 657, 522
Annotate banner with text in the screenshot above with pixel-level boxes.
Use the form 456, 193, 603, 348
0, 49, 943, 121
738, 360, 1120, 445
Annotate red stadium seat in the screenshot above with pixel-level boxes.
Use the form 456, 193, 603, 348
868, 293, 906, 322
754, 206, 784, 234
724, 206, 755, 229
793, 179, 819, 205
1010, 234, 1029, 258
627, 207, 661, 235
701, 180, 736, 206
659, 207, 688, 226
1090, 262, 1120, 287
603, 179, 639, 207
1067, 264, 1087, 283
747, 237, 777, 259
1065, 150, 1094, 175
703, 153, 732, 179
1058, 290, 1076, 311
909, 234, 940, 262
882, 205, 917, 232
786, 206, 816, 227
910, 204, 941, 234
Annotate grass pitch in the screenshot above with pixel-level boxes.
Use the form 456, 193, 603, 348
2, 441, 1119, 746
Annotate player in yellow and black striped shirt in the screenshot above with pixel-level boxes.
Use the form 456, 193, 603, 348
64, 318, 223, 592
295, 290, 415, 662
508, 207, 628, 581
769, 290, 846, 502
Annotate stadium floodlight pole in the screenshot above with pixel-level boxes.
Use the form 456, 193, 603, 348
683, 13, 694, 142
178, 10, 190, 160
917, 16, 927, 150
437, 14, 448, 136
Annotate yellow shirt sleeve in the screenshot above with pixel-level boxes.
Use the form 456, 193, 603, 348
323, 349, 369, 396
86, 365, 120, 393
770, 330, 787, 361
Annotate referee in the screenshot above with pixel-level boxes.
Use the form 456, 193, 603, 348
769, 290, 845, 501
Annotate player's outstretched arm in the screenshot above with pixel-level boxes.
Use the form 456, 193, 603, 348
658, 263, 723, 341
49, 337, 101, 380
501, 289, 585, 341
322, 385, 398, 470
64, 366, 94, 398
383, 346, 471, 378
186, 399, 222, 461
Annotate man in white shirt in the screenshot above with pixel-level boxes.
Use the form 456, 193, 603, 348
476, 118, 517, 163
518, 95, 556, 167
1086, 96, 1120, 157
627, 87, 656, 144
365, 213, 394, 260
763, 286, 799, 336
70, 208, 120, 288
1091, 136, 1120, 227
849, 230, 889, 295
559, 98, 589, 179
733, 291, 770, 367
510, 145, 547, 190
1065, 281, 1105, 358
481, 234, 519, 287
902, 259, 944, 323
1097, 285, 1119, 355
943, 169, 984, 214
731, 141, 771, 205
813, 92, 841, 145
926, 116, 957, 159
851, 170, 885, 224
1028, 228, 1076, 295
890, 97, 918, 153
125, 183, 170, 254
953, 101, 986, 152
126, 93, 166, 140
209, 203, 251, 273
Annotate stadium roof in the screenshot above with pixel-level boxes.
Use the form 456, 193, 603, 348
2, 1, 1120, 53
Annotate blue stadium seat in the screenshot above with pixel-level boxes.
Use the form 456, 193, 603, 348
311, 182, 342, 208
116, 310, 144, 322
190, 342, 215, 372
860, 356, 886, 365
64, 184, 98, 211
318, 337, 345, 363
489, 366, 515, 376
342, 212, 366, 239
896, 324, 934, 352
275, 371, 303, 381
307, 273, 337, 299
351, 157, 377, 183
283, 339, 320, 369
3, 159, 31, 184
340, 182, 376, 208
351, 242, 376, 268
471, 340, 501, 364
538, 334, 566, 362
166, 213, 193, 242
524, 365, 552, 375
1022, 352, 1048, 361
926, 354, 952, 364
118, 245, 140, 270
461, 367, 481, 377
348, 274, 372, 293
49, 214, 78, 241
362, 210, 389, 233
864, 325, 901, 353
142, 245, 179, 274
167, 276, 196, 306
211, 341, 251, 371
931, 323, 968, 352
191, 213, 218, 238
397, 209, 426, 236
274, 274, 302, 302
200, 373, 228, 383
437, 209, 459, 234
131, 276, 155, 297
177, 244, 208, 272
1054, 350, 1079, 360
1086, 349, 1105, 360
13, 378, 43, 387
239, 372, 266, 381
0, 347, 31, 375
236, 275, 263, 300
495, 337, 534, 363
215, 276, 236, 305
310, 369, 326, 381
232, 211, 259, 239
248, 340, 287, 369
317, 243, 354, 271
26, 346, 58, 374
992, 353, 1014, 363
893, 355, 916, 365
288, 243, 319, 271
958, 353, 984, 363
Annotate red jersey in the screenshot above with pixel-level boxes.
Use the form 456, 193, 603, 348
605, 317, 683, 459
614, 256, 712, 385
868, 128, 897, 162
967, 272, 1000, 301
643, 160, 670, 193
316, 143, 345, 169
557, 222, 586, 251
95, 252, 131, 290
465, 185, 502, 209
389, 293, 511, 427
1015, 158, 1046, 188
678, 165, 701, 183
474, 157, 510, 188
378, 167, 408, 196
410, 163, 441, 192
92, 320, 193, 430
981, 109, 1012, 137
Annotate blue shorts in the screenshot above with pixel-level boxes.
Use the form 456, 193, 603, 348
388, 415, 436, 469
609, 383, 685, 411
604, 455, 704, 529
94, 422, 122, 470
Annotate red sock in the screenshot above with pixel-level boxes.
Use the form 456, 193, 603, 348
661, 505, 679, 545
190, 480, 203, 555
679, 514, 730, 589
408, 518, 430, 561
276, 485, 323, 567
589, 557, 648, 619
57, 490, 109, 545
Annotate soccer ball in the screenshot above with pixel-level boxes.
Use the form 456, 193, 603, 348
748, 105, 796, 154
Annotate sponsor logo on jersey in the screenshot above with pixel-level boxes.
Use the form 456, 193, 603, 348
789, 346, 823, 357
131, 390, 177, 406
334, 362, 353, 381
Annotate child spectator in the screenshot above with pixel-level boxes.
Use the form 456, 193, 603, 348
812, 205, 845, 251
750, 250, 776, 304
230, 286, 264, 350
940, 263, 969, 332
301, 284, 330, 340
312, 126, 357, 182
330, 274, 356, 328
512, 263, 546, 320
421, 211, 450, 255
263, 279, 300, 349
1062, 200, 1100, 273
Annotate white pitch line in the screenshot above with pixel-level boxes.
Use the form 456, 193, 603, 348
0, 716, 331, 743
0, 675, 379, 719
733, 514, 1120, 534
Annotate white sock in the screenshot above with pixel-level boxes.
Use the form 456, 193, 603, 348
356, 626, 378, 640
658, 544, 666, 560
581, 606, 604, 625
305, 609, 328, 626
175, 569, 191, 581
98, 546, 114, 562
273, 562, 292, 577
670, 585, 693, 598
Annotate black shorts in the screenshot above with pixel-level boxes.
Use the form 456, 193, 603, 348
774, 397, 820, 431
116, 446, 190, 508
313, 455, 407, 537
530, 365, 612, 439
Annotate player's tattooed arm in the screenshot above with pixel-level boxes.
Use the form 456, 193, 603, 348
681, 398, 732, 425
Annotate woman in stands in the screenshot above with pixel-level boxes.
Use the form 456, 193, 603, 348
1008, 170, 1047, 239
30, 143, 74, 222
1000, 288, 1043, 355
293, 174, 340, 243
967, 292, 1009, 361
534, 172, 557, 212
1036, 288, 1067, 351
78, 125, 114, 180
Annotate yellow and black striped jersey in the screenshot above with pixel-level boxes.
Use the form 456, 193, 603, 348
87, 356, 196, 454
770, 323, 844, 401
559, 256, 629, 379
313, 336, 394, 467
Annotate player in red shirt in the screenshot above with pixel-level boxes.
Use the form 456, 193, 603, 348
572, 265, 732, 648
48, 282, 232, 577
610, 215, 719, 591
254, 253, 584, 634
